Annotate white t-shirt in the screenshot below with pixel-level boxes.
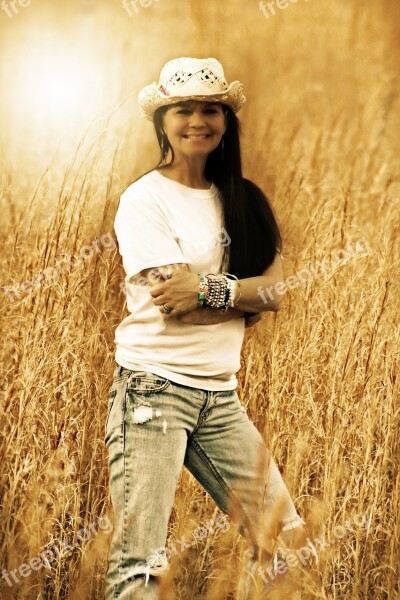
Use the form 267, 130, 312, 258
113, 169, 245, 391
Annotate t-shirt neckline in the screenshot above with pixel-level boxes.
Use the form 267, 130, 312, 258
152, 169, 217, 196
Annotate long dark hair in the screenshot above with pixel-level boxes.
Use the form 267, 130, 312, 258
152, 104, 282, 280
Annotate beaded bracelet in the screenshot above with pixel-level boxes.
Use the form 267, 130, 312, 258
198, 272, 242, 312
205, 274, 227, 310
197, 273, 207, 307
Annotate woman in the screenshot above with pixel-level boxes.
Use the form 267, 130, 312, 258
104, 57, 315, 600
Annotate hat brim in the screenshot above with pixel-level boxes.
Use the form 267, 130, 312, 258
138, 81, 246, 121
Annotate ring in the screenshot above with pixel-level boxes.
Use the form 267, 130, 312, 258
162, 304, 172, 314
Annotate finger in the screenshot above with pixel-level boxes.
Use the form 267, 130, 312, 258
151, 268, 173, 281
148, 270, 164, 285
149, 287, 164, 298
152, 295, 168, 306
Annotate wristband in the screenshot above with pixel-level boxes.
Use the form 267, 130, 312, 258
198, 273, 207, 307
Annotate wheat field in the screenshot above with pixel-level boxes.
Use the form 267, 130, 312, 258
0, 0, 399, 598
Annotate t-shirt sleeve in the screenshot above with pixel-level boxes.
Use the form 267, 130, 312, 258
114, 186, 189, 282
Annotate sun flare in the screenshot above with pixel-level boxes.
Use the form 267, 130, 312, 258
6, 32, 105, 130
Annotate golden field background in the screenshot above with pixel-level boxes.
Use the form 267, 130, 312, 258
0, 0, 399, 598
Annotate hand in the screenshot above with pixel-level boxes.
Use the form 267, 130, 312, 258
244, 312, 263, 328
149, 269, 199, 318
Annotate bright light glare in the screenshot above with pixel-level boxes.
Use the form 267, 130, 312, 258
25, 56, 87, 121
7, 34, 104, 129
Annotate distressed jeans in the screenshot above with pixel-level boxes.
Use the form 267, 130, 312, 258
104, 364, 304, 599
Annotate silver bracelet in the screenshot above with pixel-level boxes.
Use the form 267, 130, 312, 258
222, 272, 241, 308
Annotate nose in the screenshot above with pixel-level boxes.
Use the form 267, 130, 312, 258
188, 111, 206, 128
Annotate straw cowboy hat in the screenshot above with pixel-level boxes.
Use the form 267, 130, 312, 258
138, 57, 246, 121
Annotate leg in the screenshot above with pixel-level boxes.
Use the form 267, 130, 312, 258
183, 389, 305, 599
104, 367, 188, 599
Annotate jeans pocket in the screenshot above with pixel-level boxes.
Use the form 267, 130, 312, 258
125, 372, 171, 428
126, 371, 171, 394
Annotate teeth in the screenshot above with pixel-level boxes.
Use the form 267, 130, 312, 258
185, 135, 209, 138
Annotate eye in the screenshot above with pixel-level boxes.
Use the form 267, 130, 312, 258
204, 108, 219, 114
176, 108, 191, 115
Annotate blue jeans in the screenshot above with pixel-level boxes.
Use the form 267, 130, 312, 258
104, 365, 304, 599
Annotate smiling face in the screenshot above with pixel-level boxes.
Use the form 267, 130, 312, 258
161, 100, 227, 160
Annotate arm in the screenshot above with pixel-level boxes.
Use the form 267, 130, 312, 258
142, 257, 283, 321
176, 305, 263, 328
178, 252, 285, 314
140, 263, 246, 324
233, 251, 285, 313
177, 306, 246, 325
114, 189, 269, 320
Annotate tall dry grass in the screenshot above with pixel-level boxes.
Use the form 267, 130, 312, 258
0, 0, 399, 598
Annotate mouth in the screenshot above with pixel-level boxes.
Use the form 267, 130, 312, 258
182, 134, 212, 140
